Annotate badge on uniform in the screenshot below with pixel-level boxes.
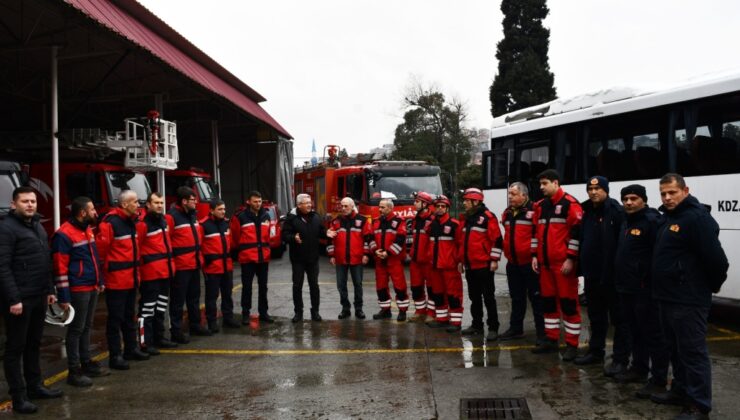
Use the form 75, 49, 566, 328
630, 229, 641, 236
392, 220, 398, 228
444, 226, 451, 234
526, 211, 533, 219
669, 224, 680, 232
555, 205, 562, 215
478, 216, 485, 224
355, 219, 362, 227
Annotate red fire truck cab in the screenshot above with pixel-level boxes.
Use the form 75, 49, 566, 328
148, 168, 215, 220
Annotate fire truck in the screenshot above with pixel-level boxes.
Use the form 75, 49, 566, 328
294, 149, 443, 227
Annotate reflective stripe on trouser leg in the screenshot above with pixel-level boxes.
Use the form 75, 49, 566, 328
557, 268, 581, 347
540, 267, 561, 342
410, 262, 429, 314
388, 259, 408, 312
445, 268, 464, 326
426, 285, 436, 317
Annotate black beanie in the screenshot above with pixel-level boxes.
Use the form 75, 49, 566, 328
587, 176, 609, 194
621, 184, 648, 202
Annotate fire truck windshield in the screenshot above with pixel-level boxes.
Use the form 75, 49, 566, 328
367, 175, 443, 204
192, 176, 214, 201
107, 172, 151, 205
0, 172, 19, 216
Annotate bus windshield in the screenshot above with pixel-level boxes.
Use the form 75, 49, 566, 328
367, 174, 443, 204
107, 172, 150, 205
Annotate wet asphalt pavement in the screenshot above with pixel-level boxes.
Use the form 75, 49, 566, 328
1, 256, 740, 419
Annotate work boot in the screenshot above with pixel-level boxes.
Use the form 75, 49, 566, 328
123, 348, 150, 361
574, 351, 605, 366
614, 368, 647, 384
498, 329, 524, 341
311, 310, 323, 322
635, 381, 667, 399
409, 312, 426, 322
223, 318, 241, 328
67, 367, 93, 387
396, 311, 407, 322
27, 385, 63, 399
208, 321, 220, 334
461, 325, 484, 336
487, 327, 499, 341
531, 339, 559, 354
241, 313, 251, 325
144, 346, 161, 356
446, 324, 462, 333
190, 324, 213, 336
673, 404, 709, 420
372, 309, 392, 320
561, 345, 578, 362
604, 361, 628, 377
157, 337, 179, 348
109, 355, 130, 370
355, 309, 366, 319
650, 389, 686, 406
81, 359, 108, 377
426, 320, 448, 329
259, 314, 275, 324
171, 332, 190, 344
11, 396, 37, 414
292, 313, 303, 323
338, 309, 351, 319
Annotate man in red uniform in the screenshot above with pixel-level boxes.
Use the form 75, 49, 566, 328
231, 191, 275, 324
408, 191, 434, 321
52, 196, 106, 387
136, 192, 178, 355
167, 186, 208, 341
531, 169, 583, 361
369, 198, 409, 321
426, 195, 464, 333
328, 197, 371, 320
97, 190, 149, 370
201, 199, 239, 332
458, 188, 503, 341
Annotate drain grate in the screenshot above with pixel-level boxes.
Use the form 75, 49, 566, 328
459, 398, 532, 419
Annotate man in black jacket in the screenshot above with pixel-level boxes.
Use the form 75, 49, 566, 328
613, 184, 670, 398
574, 176, 629, 372
282, 194, 332, 322
649, 174, 728, 420
0, 187, 63, 414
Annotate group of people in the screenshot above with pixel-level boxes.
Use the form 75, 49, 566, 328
0, 169, 729, 420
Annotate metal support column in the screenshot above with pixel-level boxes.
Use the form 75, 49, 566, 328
211, 120, 221, 198
155, 94, 166, 205
51, 46, 60, 230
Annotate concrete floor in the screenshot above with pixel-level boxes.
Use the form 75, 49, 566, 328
1, 256, 740, 419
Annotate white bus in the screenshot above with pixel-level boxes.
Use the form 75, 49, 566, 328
481, 73, 740, 304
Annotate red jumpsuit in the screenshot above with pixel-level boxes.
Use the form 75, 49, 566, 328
409, 208, 433, 316
369, 214, 409, 312
532, 188, 583, 347
426, 213, 463, 325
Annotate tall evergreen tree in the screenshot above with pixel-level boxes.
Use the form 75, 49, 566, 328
490, 0, 557, 117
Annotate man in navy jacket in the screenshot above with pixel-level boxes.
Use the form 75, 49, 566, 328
649, 173, 728, 420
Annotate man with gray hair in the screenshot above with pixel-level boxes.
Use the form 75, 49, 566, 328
499, 182, 545, 343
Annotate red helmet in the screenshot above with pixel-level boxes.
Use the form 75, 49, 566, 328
414, 191, 434, 204
462, 187, 484, 202
434, 194, 451, 207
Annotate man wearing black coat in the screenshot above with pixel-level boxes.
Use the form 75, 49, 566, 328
282, 193, 332, 322
613, 184, 670, 398
649, 174, 728, 420
574, 176, 629, 375
0, 187, 63, 414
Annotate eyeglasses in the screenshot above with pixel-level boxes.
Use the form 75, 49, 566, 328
436, 204, 448, 208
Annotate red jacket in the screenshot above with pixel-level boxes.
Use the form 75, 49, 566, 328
230, 207, 273, 264
137, 212, 175, 282
501, 200, 537, 265
327, 211, 372, 265
96, 207, 140, 290
201, 215, 233, 274
166, 205, 203, 271
532, 188, 583, 269
409, 208, 433, 263
426, 213, 462, 270
51, 219, 102, 303
369, 214, 407, 261
459, 205, 503, 270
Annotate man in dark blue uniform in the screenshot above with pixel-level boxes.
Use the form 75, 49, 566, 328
650, 173, 728, 420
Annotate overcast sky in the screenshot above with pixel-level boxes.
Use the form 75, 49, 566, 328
139, 0, 740, 163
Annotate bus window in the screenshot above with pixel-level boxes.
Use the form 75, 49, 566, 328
675, 126, 710, 175
588, 138, 627, 181
632, 132, 664, 179
675, 123, 740, 175
518, 144, 549, 200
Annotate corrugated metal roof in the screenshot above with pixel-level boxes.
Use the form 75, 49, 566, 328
65, 0, 291, 138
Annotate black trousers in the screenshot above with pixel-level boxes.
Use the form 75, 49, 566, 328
584, 278, 630, 362
205, 272, 234, 323
659, 301, 712, 413
2, 294, 46, 397
464, 267, 499, 330
66, 290, 98, 368
170, 269, 202, 333
106, 288, 138, 357
292, 260, 320, 313
336, 264, 363, 310
619, 292, 669, 384
139, 279, 170, 346
506, 263, 544, 336
241, 263, 269, 316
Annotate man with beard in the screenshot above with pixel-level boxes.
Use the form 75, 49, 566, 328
407, 191, 435, 321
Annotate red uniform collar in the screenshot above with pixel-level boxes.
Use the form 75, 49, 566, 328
549, 187, 565, 204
